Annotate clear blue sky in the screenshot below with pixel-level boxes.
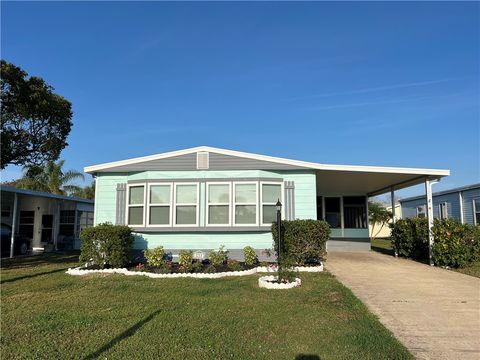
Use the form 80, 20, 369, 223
2, 1, 479, 199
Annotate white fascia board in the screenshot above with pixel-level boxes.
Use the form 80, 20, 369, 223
84, 145, 450, 177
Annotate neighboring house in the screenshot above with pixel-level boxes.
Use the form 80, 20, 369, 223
399, 183, 480, 225
368, 204, 401, 238
85, 146, 449, 256
1, 186, 94, 255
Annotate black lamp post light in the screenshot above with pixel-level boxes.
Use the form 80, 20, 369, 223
276, 199, 282, 266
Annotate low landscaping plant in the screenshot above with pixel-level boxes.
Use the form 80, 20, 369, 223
227, 259, 242, 271
277, 257, 297, 283
79, 223, 133, 268
143, 246, 166, 267
243, 246, 258, 266
209, 245, 228, 267
178, 250, 193, 273
271, 219, 329, 265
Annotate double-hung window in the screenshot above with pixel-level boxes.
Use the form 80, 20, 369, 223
416, 205, 426, 218
148, 183, 172, 226
261, 182, 282, 225
233, 182, 258, 225
174, 183, 199, 226
207, 183, 231, 225
127, 185, 145, 226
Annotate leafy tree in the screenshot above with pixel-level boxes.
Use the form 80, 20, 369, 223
1, 60, 73, 169
16, 160, 84, 195
368, 202, 393, 240
71, 181, 96, 200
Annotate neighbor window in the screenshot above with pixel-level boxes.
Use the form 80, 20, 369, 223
127, 185, 145, 225
148, 184, 172, 226
261, 183, 282, 225
343, 196, 367, 228
474, 198, 480, 225
76, 211, 94, 238
174, 183, 199, 225
416, 205, 426, 218
19, 210, 35, 239
234, 182, 257, 225
59, 210, 75, 237
325, 197, 341, 228
207, 183, 231, 225
439, 202, 448, 220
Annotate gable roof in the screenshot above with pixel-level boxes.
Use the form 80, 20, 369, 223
84, 145, 450, 177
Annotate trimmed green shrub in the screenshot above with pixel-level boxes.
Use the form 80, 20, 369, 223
271, 220, 330, 265
191, 261, 203, 273
391, 218, 429, 260
209, 245, 228, 267
432, 219, 480, 268
79, 223, 133, 268
178, 250, 193, 273
243, 246, 258, 266
143, 247, 165, 267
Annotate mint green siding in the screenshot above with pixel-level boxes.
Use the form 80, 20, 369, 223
94, 170, 316, 250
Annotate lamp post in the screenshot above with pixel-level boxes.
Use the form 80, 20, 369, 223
276, 199, 282, 265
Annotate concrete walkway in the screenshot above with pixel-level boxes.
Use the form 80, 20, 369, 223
326, 252, 480, 360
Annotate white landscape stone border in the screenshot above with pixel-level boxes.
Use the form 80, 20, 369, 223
66, 263, 323, 279
258, 275, 302, 289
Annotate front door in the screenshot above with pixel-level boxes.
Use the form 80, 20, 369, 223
41, 215, 53, 244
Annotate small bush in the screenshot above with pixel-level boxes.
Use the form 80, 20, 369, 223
271, 220, 329, 265
391, 218, 428, 260
277, 257, 297, 283
209, 245, 228, 267
178, 250, 193, 273
79, 223, 133, 268
243, 246, 258, 266
227, 259, 242, 271
191, 261, 203, 273
143, 247, 166, 267
204, 264, 216, 273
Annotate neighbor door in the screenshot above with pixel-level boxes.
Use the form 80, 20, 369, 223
41, 214, 54, 244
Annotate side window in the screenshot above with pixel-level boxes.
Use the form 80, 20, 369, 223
261, 183, 282, 225
234, 183, 257, 225
127, 185, 145, 226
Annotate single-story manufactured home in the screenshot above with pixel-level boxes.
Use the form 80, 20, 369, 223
1, 186, 94, 257
85, 146, 450, 256
399, 183, 480, 225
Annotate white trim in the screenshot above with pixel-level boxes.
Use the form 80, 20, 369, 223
146, 183, 173, 227
126, 183, 146, 227
459, 191, 464, 224
205, 182, 231, 226
84, 146, 450, 177
173, 183, 199, 227
259, 181, 284, 226
233, 182, 259, 226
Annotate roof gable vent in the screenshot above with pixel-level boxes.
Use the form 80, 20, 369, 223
197, 151, 209, 170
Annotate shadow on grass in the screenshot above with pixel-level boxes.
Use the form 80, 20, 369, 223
0, 267, 68, 284
0, 252, 79, 270
371, 245, 395, 256
83, 309, 162, 360
295, 355, 321, 360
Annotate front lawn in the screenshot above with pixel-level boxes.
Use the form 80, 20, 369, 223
1, 253, 412, 360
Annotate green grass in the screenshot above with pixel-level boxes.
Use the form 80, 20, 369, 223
1, 253, 413, 360
452, 261, 480, 278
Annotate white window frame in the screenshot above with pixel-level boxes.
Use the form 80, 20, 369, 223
206, 182, 231, 226
146, 182, 173, 227
260, 181, 284, 226
233, 181, 259, 226
126, 183, 146, 227
438, 202, 448, 220
173, 182, 200, 227
473, 198, 480, 226
416, 205, 426, 218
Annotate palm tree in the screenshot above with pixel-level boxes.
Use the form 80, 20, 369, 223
71, 181, 95, 200
368, 201, 393, 240
16, 160, 84, 196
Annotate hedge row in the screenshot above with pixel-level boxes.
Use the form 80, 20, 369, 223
391, 218, 480, 268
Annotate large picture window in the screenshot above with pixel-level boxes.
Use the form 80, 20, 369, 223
207, 183, 231, 225
261, 183, 282, 225
174, 183, 199, 226
127, 185, 145, 226
148, 184, 172, 226
343, 196, 367, 229
234, 182, 258, 225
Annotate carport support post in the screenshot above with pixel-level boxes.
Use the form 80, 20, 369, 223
9, 192, 18, 258
425, 179, 438, 266
391, 187, 397, 257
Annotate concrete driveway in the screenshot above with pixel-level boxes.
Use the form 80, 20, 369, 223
326, 252, 480, 360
